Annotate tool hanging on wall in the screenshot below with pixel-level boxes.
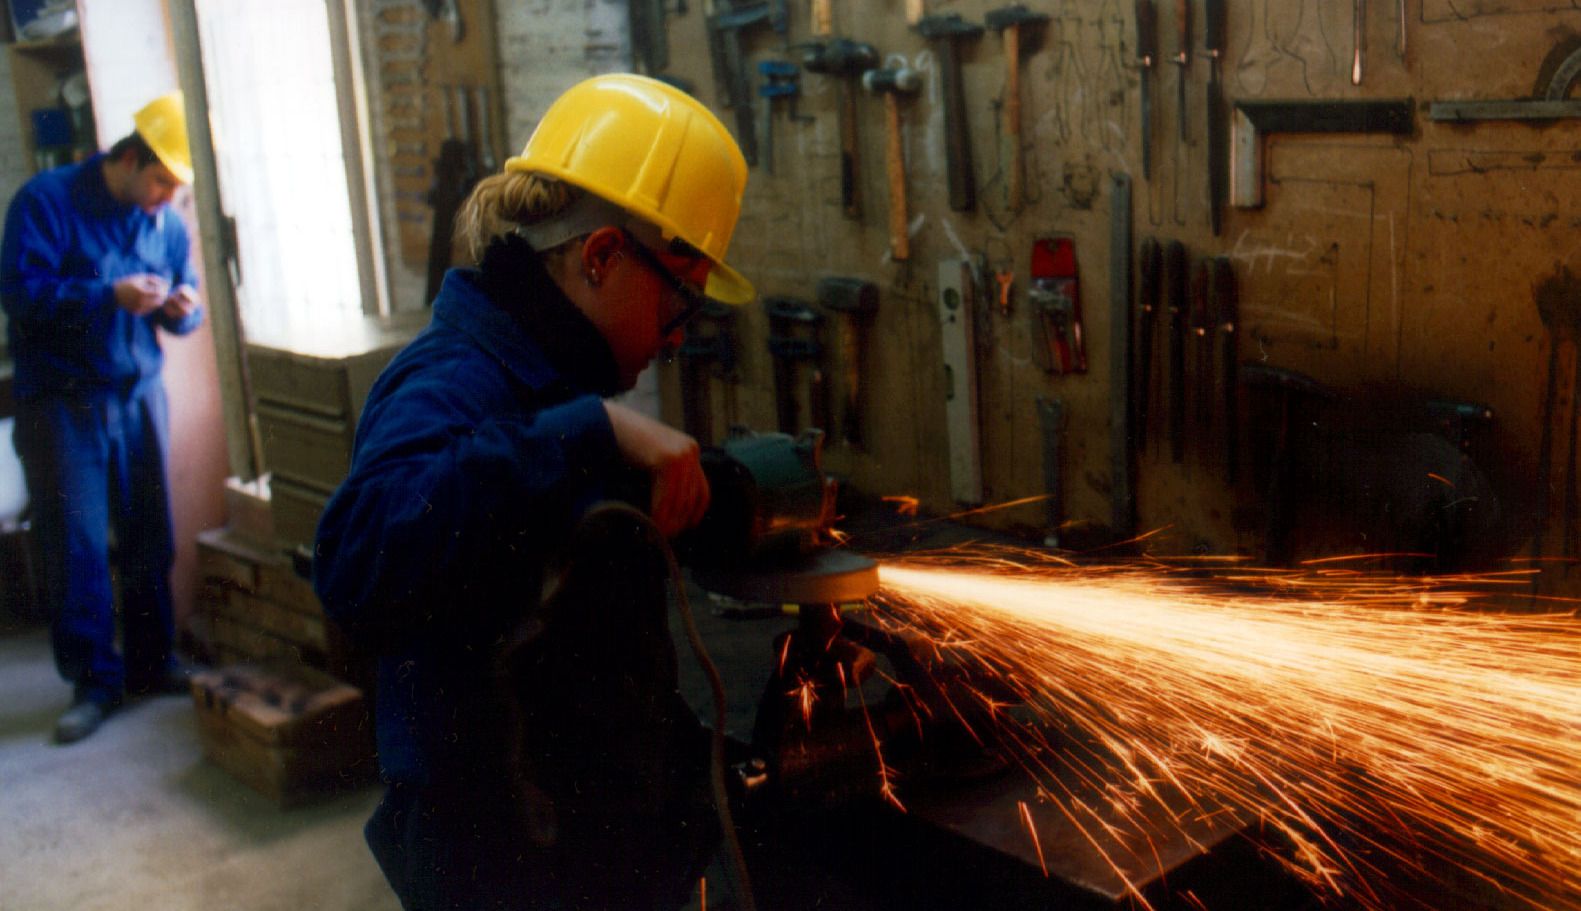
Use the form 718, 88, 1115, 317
810, 0, 832, 36
1191, 258, 1214, 437
1171, 0, 1191, 141
678, 302, 739, 444
938, 257, 985, 504
1211, 255, 1239, 483
1352, 0, 1365, 85
765, 296, 829, 436
1231, 98, 1413, 207
1134, 0, 1157, 181
1531, 268, 1581, 581
758, 60, 814, 176
1109, 174, 1136, 540
916, 14, 984, 212
707, 1, 789, 168
1135, 236, 1162, 452
1038, 397, 1066, 547
1204, 0, 1226, 234
1429, 41, 1581, 122
631, 0, 672, 75
802, 39, 879, 218
985, 4, 1049, 212
861, 65, 921, 260
1029, 236, 1088, 375
425, 83, 482, 303
1164, 239, 1189, 464
817, 277, 879, 449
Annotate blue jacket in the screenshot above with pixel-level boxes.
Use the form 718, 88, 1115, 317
314, 261, 625, 783
0, 153, 202, 397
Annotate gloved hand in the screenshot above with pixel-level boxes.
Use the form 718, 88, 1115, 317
113, 274, 169, 315
603, 401, 710, 538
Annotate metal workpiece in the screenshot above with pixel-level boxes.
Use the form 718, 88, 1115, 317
916, 13, 985, 212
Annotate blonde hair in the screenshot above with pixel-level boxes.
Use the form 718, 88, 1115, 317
453, 171, 580, 265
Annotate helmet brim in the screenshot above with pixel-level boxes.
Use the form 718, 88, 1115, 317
704, 260, 754, 305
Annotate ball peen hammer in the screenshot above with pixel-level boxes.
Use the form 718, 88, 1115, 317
861, 66, 921, 261
985, 4, 1049, 212
802, 38, 880, 220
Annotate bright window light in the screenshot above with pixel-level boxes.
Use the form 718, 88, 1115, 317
195, 0, 361, 336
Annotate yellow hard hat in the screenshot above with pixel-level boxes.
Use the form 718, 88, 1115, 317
133, 91, 193, 185
505, 74, 754, 305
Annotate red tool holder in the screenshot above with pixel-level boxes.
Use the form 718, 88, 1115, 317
1029, 236, 1088, 375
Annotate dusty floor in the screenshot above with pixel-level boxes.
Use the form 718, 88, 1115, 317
0, 625, 400, 911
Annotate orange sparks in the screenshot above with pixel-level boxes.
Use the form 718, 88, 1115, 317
883, 495, 920, 517
1018, 799, 1050, 877
869, 548, 1581, 911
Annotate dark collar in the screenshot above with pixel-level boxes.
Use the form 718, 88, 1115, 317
477, 235, 624, 398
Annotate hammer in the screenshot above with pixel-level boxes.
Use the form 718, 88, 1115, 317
802, 38, 879, 220
817, 277, 879, 449
915, 13, 983, 212
985, 5, 1048, 212
861, 66, 921, 261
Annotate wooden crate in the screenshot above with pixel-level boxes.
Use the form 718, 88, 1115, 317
189, 663, 376, 807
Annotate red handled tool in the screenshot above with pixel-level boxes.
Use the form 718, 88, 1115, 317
1030, 237, 1088, 375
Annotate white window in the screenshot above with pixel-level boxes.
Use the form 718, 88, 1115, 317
194, 0, 374, 335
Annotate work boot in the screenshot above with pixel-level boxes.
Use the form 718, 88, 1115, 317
127, 661, 195, 697
53, 698, 112, 744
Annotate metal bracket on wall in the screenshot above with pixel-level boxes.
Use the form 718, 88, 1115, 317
1230, 98, 1414, 208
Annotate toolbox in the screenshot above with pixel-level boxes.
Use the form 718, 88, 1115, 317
189, 662, 375, 807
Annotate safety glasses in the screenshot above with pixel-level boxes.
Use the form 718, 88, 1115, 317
621, 229, 708, 337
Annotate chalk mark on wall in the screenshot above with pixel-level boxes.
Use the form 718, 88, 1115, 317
1235, 0, 1348, 97
1424, 0, 1581, 23
1428, 148, 1581, 176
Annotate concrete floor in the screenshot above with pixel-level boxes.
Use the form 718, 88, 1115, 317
0, 625, 400, 911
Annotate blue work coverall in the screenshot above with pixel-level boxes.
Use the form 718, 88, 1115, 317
314, 240, 714, 911
0, 153, 203, 706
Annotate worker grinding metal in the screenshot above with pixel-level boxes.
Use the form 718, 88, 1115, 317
0, 91, 203, 745
313, 74, 755, 910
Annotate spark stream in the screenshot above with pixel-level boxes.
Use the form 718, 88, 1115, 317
869, 551, 1581, 911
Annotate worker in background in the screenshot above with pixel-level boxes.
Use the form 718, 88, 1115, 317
0, 91, 204, 745
314, 74, 755, 911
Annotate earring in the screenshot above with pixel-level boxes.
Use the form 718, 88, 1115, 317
586, 270, 601, 287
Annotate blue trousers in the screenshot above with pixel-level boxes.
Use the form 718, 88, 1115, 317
14, 383, 176, 704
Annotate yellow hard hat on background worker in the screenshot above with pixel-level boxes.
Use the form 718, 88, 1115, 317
505, 74, 755, 305
132, 91, 193, 185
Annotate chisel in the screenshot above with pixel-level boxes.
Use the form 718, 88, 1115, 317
1165, 240, 1189, 464
1135, 0, 1157, 180
1172, 0, 1191, 141
1204, 0, 1226, 234
1135, 237, 1162, 451
1212, 256, 1239, 482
